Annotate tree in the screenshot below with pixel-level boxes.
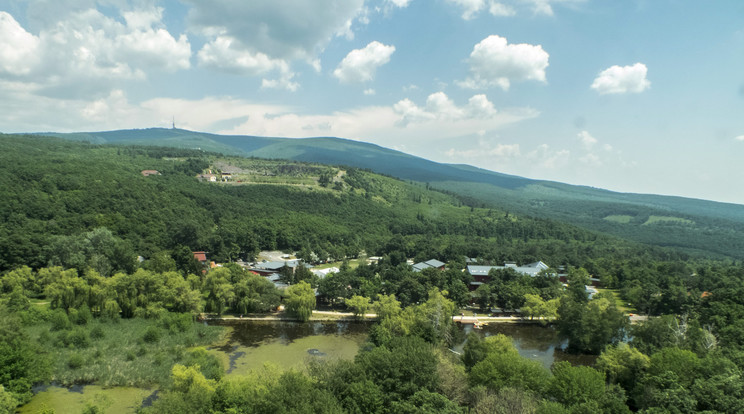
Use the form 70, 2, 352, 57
595, 343, 650, 392
557, 295, 629, 354
549, 361, 606, 407
345, 295, 371, 320
373, 294, 402, 320
285, 281, 315, 322
522, 294, 559, 323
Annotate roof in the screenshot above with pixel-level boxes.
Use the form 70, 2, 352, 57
141, 170, 160, 176
412, 258, 446, 272
466, 262, 548, 277
424, 259, 446, 268
193, 251, 207, 262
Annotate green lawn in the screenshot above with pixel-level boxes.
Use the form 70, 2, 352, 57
596, 288, 637, 314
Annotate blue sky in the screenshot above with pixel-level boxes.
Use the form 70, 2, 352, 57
1, 0, 743, 204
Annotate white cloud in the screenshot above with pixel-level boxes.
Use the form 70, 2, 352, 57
0, 7, 190, 98
333, 41, 396, 83
0, 12, 41, 75
387, 0, 413, 7
393, 92, 505, 126
459, 35, 549, 90
446, 0, 486, 20
261, 72, 300, 92
198, 36, 288, 76
364, 89, 376, 95
591, 63, 651, 95
735, 135, 744, 142
489, 2, 517, 16
577, 130, 597, 148
446, 0, 584, 19
184, 0, 365, 62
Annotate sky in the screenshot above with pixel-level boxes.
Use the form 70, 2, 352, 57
1, 0, 743, 204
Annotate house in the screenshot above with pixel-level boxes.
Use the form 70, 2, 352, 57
466, 261, 551, 290
198, 174, 217, 182
141, 170, 161, 177
412, 259, 446, 272
312, 267, 339, 279
249, 259, 313, 276
193, 251, 208, 263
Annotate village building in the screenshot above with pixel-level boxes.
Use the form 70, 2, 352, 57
412, 259, 446, 272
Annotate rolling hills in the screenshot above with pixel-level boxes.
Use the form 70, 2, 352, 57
33, 128, 744, 260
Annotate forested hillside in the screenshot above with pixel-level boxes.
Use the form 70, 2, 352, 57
1, 134, 662, 274
38, 128, 744, 260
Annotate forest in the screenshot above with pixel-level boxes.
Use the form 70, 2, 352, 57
3, 134, 744, 413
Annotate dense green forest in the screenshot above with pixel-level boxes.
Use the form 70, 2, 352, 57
4, 133, 744, 413
1, 134, 668, 273
39, 128, 744, 260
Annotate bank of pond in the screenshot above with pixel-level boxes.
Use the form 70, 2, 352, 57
20, 320, 591, 412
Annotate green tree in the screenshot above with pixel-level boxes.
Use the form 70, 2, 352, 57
285, 281, 315, 322
345, 295, 371, 319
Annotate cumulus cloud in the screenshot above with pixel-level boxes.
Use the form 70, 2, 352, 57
198, 36, 288, 76
0, 12, 41, 75
393, 92, 503, 126
591, 63, 651, 94
364, 89, 376, 95
0, 7, 190, 97
184, 0, 365, 62
459, 35, 549, 90
735, 135, 744, 142
333, 41, 396, 83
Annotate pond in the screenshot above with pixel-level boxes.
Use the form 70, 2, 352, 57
207, 320, 370, 377
456, 322, 597, 369
21, 320, 592, 412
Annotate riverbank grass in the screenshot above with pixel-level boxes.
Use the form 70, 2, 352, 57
25, 316, 225, 388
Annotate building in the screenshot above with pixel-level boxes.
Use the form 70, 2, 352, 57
141, 170, 161, 177
466, 261, 550, 290
412, 259, 446, 272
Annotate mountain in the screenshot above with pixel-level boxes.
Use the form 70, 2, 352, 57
35, 128, 744, 259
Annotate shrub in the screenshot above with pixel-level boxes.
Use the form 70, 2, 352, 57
143, 326, 160, 344
50, 309, 72, 331
68, 354, 84, 369
90, 325, 105, 340
68, 327, 90, 348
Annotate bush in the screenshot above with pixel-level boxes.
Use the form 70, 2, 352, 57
68, 327, 90, 348
160, 313, 193, 333
90, 325, 105, 340
50, 309, 72, 331
71, 305, 92, 325
143, 326, 161, 344
68, 354, 84, 369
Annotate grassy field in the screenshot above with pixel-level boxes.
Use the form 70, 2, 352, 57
642, 215, 694, 226
596, 288, 637, 314
603, 215, 634, 224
